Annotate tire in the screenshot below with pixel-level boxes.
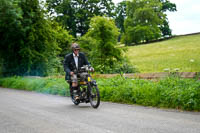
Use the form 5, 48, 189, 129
89, 84, 100, 108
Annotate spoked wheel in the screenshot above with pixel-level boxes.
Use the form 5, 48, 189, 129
89, 84, 100, 108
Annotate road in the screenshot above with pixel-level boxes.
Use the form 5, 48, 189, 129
0, 87, 200, 133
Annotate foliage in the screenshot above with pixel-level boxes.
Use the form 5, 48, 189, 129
126, 34, 200, 73
79, 16, 126, 73
114, 0, 126, 33
159, 19, 172, 37
46, 0, 115, 37
0, 76, 69, 96
159, 0, 176, 37
78, 35, 137, 74
51, 21, 73, 58
1, 76, 200, 111
93, 58, 138, 74
98, 76, 200, 111
119, 0, 176, 45
123, 0, 164, 45
0, 0, 23, 75
0, 0, 72, 76
48, 21, 73, 76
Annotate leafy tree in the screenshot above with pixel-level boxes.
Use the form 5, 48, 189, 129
160, 0, 176, 37
0, 0, 24, 75
114, 0, 176, 41
79, 16, 122, 72
160, 19, 172, 37
160, 0, 176, 12
123, 0, 164, 45
51, 21, 73, 58
46, 0, 115, 37
46, 21, 74, 75
114, 0, 126, 33
0, 0, 72, 76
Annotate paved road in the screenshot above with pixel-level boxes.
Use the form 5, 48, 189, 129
0, 87, 200, 133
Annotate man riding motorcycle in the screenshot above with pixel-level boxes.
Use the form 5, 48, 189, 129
63, 43, 93, 99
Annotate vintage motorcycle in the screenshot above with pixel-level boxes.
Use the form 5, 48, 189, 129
70, 65, 100, 108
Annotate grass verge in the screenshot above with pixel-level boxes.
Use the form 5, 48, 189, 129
0, 76, 70, 96
98, 76, 200, 111
0, 76, 200, 111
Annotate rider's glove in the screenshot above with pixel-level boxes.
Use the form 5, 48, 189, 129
90, 67, 94, 72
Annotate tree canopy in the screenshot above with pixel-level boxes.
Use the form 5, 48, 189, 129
79, 16, 122, 72
0, 0, 72, 76
114, 0, 176, 45
46, 0, 115, 37
114, 0, 126, 33
122, 0, 164, 45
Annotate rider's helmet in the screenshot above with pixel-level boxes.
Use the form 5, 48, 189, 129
71, 43, 80, 51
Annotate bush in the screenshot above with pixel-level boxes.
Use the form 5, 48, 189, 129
94, 61, 138, 74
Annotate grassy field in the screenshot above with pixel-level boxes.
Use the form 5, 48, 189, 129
126, 34, 200, 73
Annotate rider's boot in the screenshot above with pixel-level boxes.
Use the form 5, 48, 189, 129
72, 87, 80, 100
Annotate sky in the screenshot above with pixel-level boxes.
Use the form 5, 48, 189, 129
113, 0, 200, 35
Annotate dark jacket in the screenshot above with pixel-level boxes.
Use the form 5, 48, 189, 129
63, 52, 89, 80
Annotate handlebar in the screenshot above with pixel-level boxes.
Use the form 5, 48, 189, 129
73, 65, 94, 74
80, 65, 94, 73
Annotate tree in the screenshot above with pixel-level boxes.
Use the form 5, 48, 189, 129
0, 0, 72, 76
160, 0, 176, 12
114, 0, 126, 33
160, 0, 176, 37
114, 0, 176, 41
123, 0, 164, 45
46, 0, 115, 37
0, 0, 24, 75
79, 16, 122, 72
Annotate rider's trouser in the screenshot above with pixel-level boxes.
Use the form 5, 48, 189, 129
67, 74, 79, 95
71, 74, 78, 87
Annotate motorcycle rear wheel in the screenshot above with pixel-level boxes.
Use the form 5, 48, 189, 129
89, 85, 100, 108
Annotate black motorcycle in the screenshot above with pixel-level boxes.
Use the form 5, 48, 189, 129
70, 65, 100, 108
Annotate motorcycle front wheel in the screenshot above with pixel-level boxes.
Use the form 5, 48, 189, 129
88, 84, 100, 108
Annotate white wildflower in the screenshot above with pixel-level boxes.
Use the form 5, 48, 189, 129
190, 59, 194, 62
164, 68, 170, 72
174, 68, 180, 72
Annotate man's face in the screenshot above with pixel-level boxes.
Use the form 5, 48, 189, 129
73, 49, 79, 56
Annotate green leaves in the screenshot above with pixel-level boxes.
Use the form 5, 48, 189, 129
79, 16, 123, 72
0, 0, 73, 76
1, 76, 199, 111
123, 0, 163, 45
98, 76, 200, 111
46, 0, 115, 37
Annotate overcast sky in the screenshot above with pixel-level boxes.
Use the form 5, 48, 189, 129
113, 0, 200, 35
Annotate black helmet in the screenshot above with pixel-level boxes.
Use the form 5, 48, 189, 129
71, 43, 80, 51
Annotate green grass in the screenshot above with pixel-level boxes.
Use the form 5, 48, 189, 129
98, 76, 200, 111
0, 76, 70, 96
0, 76, 200, 111
126, 34, 200, 73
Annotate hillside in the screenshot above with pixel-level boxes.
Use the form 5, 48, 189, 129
126, 33, 200, 73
